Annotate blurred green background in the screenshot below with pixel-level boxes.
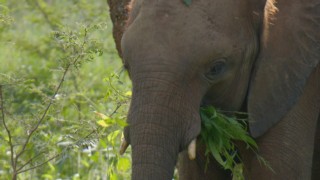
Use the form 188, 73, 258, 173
0, 0, 132, 179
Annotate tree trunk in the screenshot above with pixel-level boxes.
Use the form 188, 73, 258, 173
106, 0, 131, 57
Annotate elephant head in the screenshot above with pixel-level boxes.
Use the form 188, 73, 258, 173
108, 0, 320, 179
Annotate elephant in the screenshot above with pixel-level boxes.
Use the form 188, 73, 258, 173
107, 0, 320, 179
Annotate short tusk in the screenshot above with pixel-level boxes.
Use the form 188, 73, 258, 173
188, 139, 196, 160
119, 138, 129, 155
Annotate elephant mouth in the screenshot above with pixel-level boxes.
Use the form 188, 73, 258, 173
119, 130, 198, 160
119, 98, 216, 161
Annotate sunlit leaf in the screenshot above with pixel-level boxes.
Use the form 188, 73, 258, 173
115, 119, 128, 127
110, 172, 119, 180
48, 162, 55, 171
97, 120, 110, 128
94, 111, 109, 119
81, 160, 90, 168
124, 90, 132, 97
99, 139, 107, 148
117, 157, 131, 172
41, 174, 54, 180
107, 130, 121, 146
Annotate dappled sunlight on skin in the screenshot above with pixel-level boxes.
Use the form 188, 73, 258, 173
262, 0, 278, 44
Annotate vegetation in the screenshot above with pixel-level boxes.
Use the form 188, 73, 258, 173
0, 0, 131, 179
183, 0, 192, 6
200, 107, 271, 180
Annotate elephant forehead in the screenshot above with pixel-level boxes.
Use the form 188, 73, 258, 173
127, 0, 254, 48
122, 0, 256, 73
133, 0, 250, 24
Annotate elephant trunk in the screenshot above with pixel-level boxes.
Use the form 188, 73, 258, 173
125, 79, 201, 180
130, 124, 178, 179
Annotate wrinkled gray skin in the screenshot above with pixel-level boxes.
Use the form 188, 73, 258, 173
118, 0, 320, 179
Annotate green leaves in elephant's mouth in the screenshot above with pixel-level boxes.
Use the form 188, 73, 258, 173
183, 0, 192, 6
199, 106, 271, 178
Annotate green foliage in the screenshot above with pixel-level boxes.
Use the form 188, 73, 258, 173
183, 0, 192, 6
0, 0, 131, 179
200, 106, 271, 179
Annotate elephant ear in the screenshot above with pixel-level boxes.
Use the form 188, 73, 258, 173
107, 0, 131, 57
248, 0, 320, 137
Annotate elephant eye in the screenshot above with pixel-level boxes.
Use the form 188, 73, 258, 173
205, 59, 227, 80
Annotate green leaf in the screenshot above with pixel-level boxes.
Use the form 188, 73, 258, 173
48, 162, 56, 171
41, 174, 54, 180
81, 160, 90, 168
107, 130, 121, 146
124, 90, 132, 97
115, 119, 128, 127
117, 157, 131, 172
183, 0, 192, 6
110, 172, 119, 180
200, 106, 270, 178
97, 120, 110, 128
0, 5, 9, 14
94, 111, 109, 119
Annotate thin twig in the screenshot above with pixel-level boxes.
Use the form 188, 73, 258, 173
16, 151, 46, 172
15, 64, 71, 163
73, 102, 124, 147
14, 30, 87, 169
106, 76, 130, 99
17, 153, 60, 174
0, 86, 16, 172
0, 73, 29, 86
9, 17, 90, 175
19, 127, 97, 174
14, 0, 71, 161
109, 103, 122, 117
79, 127, 98, 143
25, 0, 59, 30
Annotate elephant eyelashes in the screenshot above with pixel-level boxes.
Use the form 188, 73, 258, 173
205, 60, 227, 80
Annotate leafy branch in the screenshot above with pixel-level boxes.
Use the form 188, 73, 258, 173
25, 0, 59, 30
0, 85, 15, 178
1, 61, 71, 179
200, 106, 272, 179
1, 1, 131, 179
17, 153, 61, 174
0, 22, 103, 179
14, 63, 70, 161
